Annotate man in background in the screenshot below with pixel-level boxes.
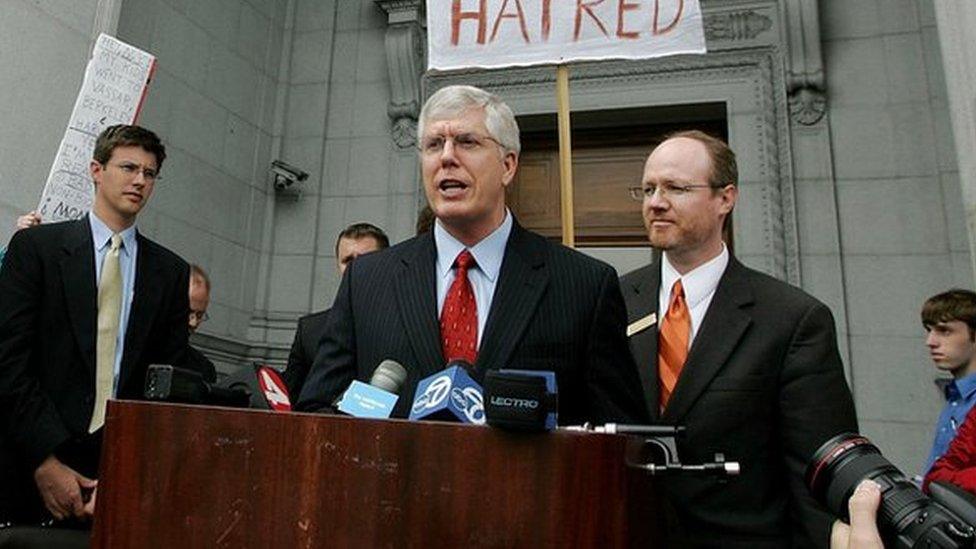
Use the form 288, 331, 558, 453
920, 289, 976, 475
0, 125, 189, 526
183, 264, 217, 382
620, 130, 857, 546
281, 223, 389, 397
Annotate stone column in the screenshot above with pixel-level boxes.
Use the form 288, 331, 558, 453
933, 2, 976, 284
376, 0, 426, 241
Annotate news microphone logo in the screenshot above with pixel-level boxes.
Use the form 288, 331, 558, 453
488, 396, 539, 409
409, 364, 485, 424
256, 366, 291, 411
334, 359, 407, 419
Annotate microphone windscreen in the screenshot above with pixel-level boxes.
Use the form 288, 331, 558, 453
484, 370, 558, 431
370, 359, 408, 395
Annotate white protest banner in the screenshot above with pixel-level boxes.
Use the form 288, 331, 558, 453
36, 33, 156, 223
427, 0, 706, 71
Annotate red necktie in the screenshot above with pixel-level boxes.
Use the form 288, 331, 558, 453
658, 279, 690, 411
441, 250, 478, 364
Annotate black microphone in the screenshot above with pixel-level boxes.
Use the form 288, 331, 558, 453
483, 369, 558, 431
333, 359, 408, 419
408, 360, 485, 424
145, 364, 249, 408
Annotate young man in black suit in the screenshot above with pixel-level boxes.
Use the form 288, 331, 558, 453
0, 125, 189, 526
282, 223, 389, 397
297, 85, 647, 425
620, 131, 858, 547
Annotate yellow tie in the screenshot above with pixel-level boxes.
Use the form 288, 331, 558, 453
90, 234, 122, 433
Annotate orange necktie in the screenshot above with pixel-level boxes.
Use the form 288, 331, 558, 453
658, 279, 690, 411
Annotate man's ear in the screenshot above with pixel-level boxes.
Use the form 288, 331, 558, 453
90, 160, 103, 187
718, 184, 738, 215
501, 152, 518, 187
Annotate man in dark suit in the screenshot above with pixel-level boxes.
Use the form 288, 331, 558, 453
297, 85, 647, 424
282, 223, 389, 397
0, 125, 188, 526
183, 263, 217, 382
620, 130, 858, 547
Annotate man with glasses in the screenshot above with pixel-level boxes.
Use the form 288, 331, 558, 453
0, 125, 189, 527
620, 131, 857, 547
183, 264, 217, 382
297, 85, 647, 425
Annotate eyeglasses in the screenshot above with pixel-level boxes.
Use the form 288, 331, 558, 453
628, 182, 720, 201
419, 132, 503, 156
109, 161, 161, 182
189, 310, 209, 323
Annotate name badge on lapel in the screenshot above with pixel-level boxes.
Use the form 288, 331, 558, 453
627, 313, 657, 337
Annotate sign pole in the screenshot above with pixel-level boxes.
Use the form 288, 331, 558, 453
555, 64, 575, 248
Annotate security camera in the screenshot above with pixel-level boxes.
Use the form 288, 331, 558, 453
270, 159, 309, 191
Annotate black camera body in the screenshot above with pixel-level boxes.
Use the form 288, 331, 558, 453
807, 433, 976, 548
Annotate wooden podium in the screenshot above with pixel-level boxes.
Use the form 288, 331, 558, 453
91, 401, 663, 547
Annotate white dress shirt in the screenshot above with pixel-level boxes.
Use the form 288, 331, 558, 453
658, 244, 729, 344
434, 210, 513, 349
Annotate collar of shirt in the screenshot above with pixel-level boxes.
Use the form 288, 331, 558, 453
660, 244, 729, 311
88, 212, 138, 258
434, 209, 512, 282
948, 371, 976, 401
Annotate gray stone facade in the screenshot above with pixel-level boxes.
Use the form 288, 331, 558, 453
0, 0, 973, 474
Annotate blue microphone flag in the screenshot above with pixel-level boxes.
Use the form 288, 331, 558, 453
336, 380, 399, 419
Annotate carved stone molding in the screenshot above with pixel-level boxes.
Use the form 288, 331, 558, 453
788, 87, 827, 126
704, 10, 773, 42
376, 0, 425, 149
391, 117, 418, 149
781, 0, 827, 125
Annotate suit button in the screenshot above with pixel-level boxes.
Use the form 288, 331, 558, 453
85, 395, 93, 405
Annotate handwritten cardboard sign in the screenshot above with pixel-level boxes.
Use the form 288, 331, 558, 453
427, 0, 705, 71
36, 34, 156, 223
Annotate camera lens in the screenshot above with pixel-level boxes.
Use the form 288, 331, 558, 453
806, 432, 976, 547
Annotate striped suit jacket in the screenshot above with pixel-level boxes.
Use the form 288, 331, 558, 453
296, 220, 648, 425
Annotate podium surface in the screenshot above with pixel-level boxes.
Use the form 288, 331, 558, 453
92, 401, 660, 547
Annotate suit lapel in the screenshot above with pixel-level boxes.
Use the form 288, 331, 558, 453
60, 219, 97, 376
394, 235, 444, 378
475, 223, 549, 379
118, 232, 163, 391
662, 258, 753, 423
624, 264, 661, 421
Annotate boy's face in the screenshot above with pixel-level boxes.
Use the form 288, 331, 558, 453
925, 320, 976, 376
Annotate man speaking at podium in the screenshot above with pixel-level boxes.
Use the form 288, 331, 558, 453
0, 125, 189, 527
297, 85, 647, 425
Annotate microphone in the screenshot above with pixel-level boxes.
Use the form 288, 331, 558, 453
408, 360, 485, 424
483, 369, 558, 431
334, 359, 408, 419
145, 364, 250, 408
218, 364, 293, 411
